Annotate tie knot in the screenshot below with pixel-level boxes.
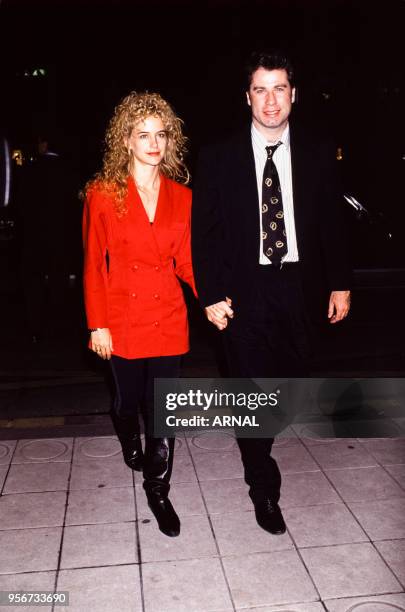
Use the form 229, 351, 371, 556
266, 142, 281, 159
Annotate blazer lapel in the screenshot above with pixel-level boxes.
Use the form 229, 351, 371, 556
126, 176, 162, 260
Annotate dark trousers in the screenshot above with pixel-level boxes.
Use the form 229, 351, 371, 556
224, 264, 310, 503
110, 354, 181, 436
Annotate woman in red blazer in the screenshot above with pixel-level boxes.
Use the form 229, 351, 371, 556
83, 92, 195, 537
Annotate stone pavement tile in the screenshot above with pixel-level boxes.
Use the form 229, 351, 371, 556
61, 522, 138, 569
12, 438, 73, 464
172, 433, 190, 455
187, 430, 238, 455
70, 455, 133, 490
0, 571, 56, 612
385, 464, 405, 489
135, 482, 206, 519
374, 539, 405, 587
171, 452, 198, 483
324, 466, 405, 502
0, 527, 62, 574
0, 440, 16, 465
57, 565, 142, 612
324, 592, 405, 612
284, 503, 367, 548
307, 439, 378, 469
272, 445, 319, 474
66, 487, 135, 526
142, 557, 233, 612
348, 498, 405, 540
200, 478, 252, 515
280, 471, 340, 508
0, 492, 66, 530
236, 604, 324, 612
73, 436, 121, 464
211, 510, 294, 556
291, 422, 352, 443
139, 514, 217, 562
0, 466, 8, 490
358, 438, 405, 466
300, 542, 402, 600
223, 550, 318, 608
4, 462, 71, 494
193, 450, 244, 481
272, 435, 304, 449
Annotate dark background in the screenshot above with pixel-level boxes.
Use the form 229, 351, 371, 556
1, 0, 404, 182
0, 0, 404, 434
2, 0, 404, 266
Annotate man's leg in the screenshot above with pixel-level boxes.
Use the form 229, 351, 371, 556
223, 330, 281, 503
223, 266, 310, 534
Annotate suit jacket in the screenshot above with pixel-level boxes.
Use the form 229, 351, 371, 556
83, 175, 195, 359
191, 122, 351, 321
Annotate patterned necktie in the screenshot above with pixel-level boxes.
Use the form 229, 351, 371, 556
261, 142, 288, 265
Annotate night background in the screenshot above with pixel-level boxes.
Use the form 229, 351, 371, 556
0, 0, 404, 430
0, 3, 404, 603
2, 0, 404, 188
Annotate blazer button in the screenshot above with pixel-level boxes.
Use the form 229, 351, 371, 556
154, 321, 159, 327
153, 294, 160, 299
154, 266, 160, 272
132, 265, 139, 271
131, 293, 137, 298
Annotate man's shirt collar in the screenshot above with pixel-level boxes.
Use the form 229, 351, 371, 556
251, 122, 290, 152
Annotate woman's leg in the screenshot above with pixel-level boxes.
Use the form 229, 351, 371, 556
142, 355, 182, 537
110, 355, 146, 471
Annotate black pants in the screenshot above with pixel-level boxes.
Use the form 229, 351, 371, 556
110, 354, 182, 436
224, 264, 310, 503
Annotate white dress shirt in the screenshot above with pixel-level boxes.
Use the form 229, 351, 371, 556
251, 123, 299, 264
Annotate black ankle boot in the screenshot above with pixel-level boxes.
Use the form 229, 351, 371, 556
146, 487, 180, 537
120, 434, 143, 471
143, 437, 180, 536
111, 412, 144, 471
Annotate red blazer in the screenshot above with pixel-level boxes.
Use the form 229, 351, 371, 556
83, 175, 196, 359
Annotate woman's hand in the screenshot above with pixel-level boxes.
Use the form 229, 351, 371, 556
90, 328, 113, 360
204, 297, 233, 331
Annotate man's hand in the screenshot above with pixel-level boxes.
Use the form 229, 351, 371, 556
328, 290, 351, 324
205, 297, 233, 331
90, 328, 114, 359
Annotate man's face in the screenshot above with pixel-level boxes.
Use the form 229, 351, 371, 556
246, 67, 295, 136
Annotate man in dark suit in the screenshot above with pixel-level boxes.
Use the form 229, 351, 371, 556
191, 51, 351, 535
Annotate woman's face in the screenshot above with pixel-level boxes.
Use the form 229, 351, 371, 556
126, 116, 168, 169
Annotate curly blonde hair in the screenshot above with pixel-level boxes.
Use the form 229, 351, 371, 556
85, 92, 190, 216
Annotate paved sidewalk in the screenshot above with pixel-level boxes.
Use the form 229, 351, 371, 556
0, 428, 405, 612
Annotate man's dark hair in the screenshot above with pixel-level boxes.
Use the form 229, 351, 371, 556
244, 50, 295, 89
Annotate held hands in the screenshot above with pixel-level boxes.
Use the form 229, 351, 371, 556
90, 328, 113, 360
205, 297, 234, 331
328, 290, 351, 324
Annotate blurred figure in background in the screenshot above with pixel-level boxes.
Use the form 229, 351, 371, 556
16, 133, 76, 342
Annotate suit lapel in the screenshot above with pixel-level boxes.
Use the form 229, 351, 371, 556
288, 121, 308, 253
234, 125, 259, 206
232, 125, 261, 244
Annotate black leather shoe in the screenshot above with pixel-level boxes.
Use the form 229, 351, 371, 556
253, 498, 286, 535
147, 493, 180, 537
121, 438, 144, 472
